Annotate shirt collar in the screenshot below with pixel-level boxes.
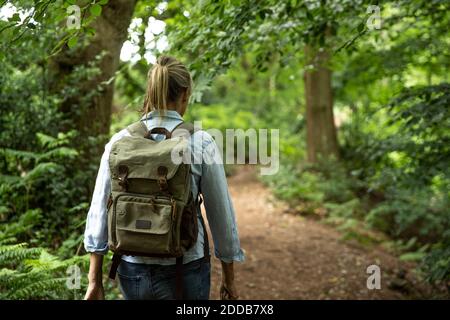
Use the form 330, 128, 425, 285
142, 110, 183, 121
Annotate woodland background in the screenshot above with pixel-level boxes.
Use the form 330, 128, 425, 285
0, 0, 448, 299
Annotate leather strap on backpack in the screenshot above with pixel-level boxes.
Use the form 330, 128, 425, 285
127, 119, 197, 139
108, 253, 122, 280
175, 256, 184, 300
171, 121, 196, 137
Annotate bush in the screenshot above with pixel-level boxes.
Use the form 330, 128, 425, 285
264, 84, 450, 287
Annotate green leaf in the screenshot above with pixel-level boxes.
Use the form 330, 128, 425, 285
9, 13, 21, 22
90, 4, 102, 16
67, 36, 78, 49
85, 27, 96, 36
399, 251, 425, 262
98, 0, 109, 5
357, 22, 365, 33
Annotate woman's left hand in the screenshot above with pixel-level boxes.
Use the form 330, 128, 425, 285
84, 282, 105, 300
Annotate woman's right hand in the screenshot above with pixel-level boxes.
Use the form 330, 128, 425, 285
220, 280, 239, 300
220, 261, 239, 300
84, 282, 105, 300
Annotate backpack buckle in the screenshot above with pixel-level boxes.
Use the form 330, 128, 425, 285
157, 166, 169, 191
118, 165, 129, 191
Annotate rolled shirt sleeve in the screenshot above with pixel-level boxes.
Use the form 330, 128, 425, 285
200, 133, 245, 263
83, 129, 129, 255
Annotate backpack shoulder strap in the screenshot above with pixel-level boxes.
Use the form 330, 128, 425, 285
127, 120, 148, 137
171, 121, 198, 136
127, 120, 197, 138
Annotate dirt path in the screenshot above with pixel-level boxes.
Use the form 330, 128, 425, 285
206, 166, 429, 300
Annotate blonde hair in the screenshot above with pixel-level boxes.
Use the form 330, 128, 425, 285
143, 56, 192, 115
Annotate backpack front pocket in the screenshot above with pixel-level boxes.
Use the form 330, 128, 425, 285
112, 194, 176, 255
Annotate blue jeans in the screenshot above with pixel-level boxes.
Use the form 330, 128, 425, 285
117, 258, 211, 300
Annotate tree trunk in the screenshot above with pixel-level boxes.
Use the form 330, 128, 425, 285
50, 0, 136, 141
304, 45, 339, 163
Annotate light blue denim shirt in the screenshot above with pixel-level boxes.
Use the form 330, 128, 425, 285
84, 110, 245, 265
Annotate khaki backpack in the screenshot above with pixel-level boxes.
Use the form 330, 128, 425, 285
106, 120, 209, 298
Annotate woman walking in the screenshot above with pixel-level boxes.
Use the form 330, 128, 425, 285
83, 56, 244, 300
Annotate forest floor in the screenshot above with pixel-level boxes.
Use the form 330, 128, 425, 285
206, 165, 435, 300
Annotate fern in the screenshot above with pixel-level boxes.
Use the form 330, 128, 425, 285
0, 243, 41, 266
0, 243, 89, 299
36, 147, 79, 163
0, 148, 37, 161
0, 174, 23, 185
7, 276, 67, 300
0, 209, 42, 243
23, 162, 62, 183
